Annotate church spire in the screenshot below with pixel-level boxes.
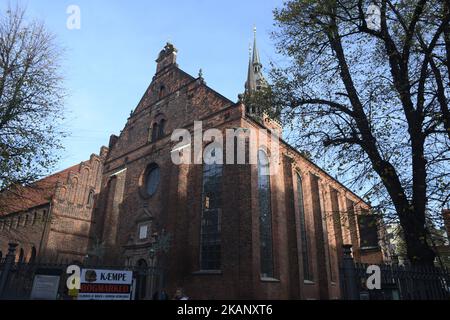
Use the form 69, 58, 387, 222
252, 27, 262, 71
245, 27, 267, 94
242, 28, 281, 132
245, 43, 255, 93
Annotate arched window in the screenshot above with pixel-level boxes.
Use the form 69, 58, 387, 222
258, 149, 274, 278
87, 189, 95, 206
151, 123, 158, 142
158, 119, 166, 138
136, 259, 148, 300
29, 247, 36, 264
145, 164, 160, 197
200, 146, 223, 270
158, 85, 166, 100
18, 248, 24, 263
70, 178, 78, 203
297, 173, 312, 280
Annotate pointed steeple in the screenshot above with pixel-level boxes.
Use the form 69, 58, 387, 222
245, 27, 267, 94
252, 27, 262, 71
245, 44, 256, 92
242, 28, 281, 133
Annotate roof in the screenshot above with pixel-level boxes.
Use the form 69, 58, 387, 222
0, 164, 79, 216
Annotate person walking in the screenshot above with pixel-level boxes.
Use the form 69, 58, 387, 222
173, 287, 189, 300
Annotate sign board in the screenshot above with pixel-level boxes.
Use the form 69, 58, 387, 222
78, 268, 133, 300
30, 275, 60, 300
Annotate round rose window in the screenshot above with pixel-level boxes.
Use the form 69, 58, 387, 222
145, 165, 160, 196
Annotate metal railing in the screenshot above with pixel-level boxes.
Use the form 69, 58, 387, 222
340, 245, 450, 300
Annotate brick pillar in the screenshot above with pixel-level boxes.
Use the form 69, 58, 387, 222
236, 151, 254, 299
339, 195, 352, 246
166, 162, 189, 294
310, 174, 329, 299
345, 199, 361, 261
282, 155, 300, 299
102, 169, 127, 263
330, 188, 344, 269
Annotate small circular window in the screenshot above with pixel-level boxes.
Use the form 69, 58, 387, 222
145, 165, 160, 196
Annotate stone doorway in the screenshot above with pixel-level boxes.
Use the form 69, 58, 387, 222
135, 259, 148, 300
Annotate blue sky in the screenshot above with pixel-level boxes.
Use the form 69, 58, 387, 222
5, 0, 286, 171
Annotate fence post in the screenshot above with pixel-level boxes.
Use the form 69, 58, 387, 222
342, 244, 359, 300
0, 242, 18, 298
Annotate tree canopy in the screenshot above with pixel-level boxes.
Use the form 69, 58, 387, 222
0, 5, 65, 197
260, 0, 450, 265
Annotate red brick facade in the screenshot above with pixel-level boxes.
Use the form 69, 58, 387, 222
0, 148, 107, 263
92, 44, 382, 299
0, 43, 384, 299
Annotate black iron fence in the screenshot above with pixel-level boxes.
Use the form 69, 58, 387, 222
3, 242, 450, 300
340, 245, 450, 300
0, 261, 161, 300
0, 244, 162, 300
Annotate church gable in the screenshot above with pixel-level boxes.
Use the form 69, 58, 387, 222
105, 43, 235, 163
132, 65, 195, 116
132, 43, 234, 120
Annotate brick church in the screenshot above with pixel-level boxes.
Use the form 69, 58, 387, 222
0, 32, 386, 299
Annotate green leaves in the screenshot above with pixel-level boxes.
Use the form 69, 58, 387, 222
270, 0, 449, 264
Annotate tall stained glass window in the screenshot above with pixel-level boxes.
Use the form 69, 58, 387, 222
297, 173, 312, 281
258, 150, 274, 278
200, 147, 223, 270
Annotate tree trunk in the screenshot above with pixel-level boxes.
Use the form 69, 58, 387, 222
400, 210, 436, 266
